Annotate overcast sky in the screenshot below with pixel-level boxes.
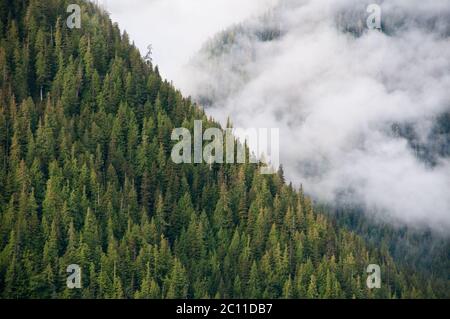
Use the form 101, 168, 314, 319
104, 0, 278, 82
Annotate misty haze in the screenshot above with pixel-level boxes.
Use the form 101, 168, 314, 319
109, 0, 450, 233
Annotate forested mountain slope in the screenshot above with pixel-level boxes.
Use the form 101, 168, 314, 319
0, 0, 446, 298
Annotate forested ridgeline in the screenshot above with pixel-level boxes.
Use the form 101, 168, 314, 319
0, 0, 444, 298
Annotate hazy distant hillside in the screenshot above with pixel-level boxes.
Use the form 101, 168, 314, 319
183, 0, 450, 232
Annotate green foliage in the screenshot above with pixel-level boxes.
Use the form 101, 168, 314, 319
0, 0, 447, 299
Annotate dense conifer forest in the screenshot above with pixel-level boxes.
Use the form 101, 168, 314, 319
0, 0, 447, 298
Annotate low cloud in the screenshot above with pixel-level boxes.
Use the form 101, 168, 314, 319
178, 0, 450, 233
